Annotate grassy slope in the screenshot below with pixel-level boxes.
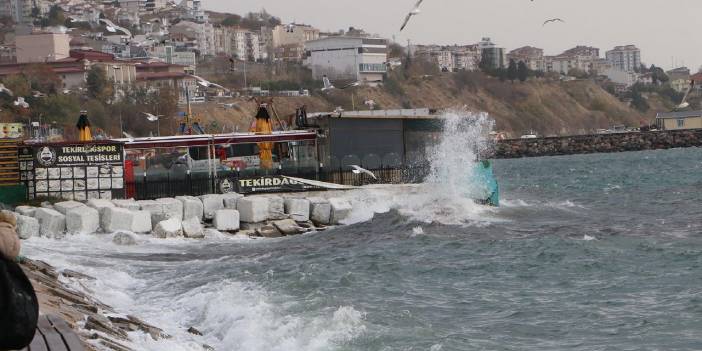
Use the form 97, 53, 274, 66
192, 73, 652, 137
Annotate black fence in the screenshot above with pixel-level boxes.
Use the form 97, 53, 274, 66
125, 165, 432, 200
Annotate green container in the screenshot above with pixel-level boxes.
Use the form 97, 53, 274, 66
0, 184, 27, 206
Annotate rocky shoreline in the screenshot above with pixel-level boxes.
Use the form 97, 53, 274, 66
20, 257, 175, 351
9, 190, 358, 350
494, 129, 702, 158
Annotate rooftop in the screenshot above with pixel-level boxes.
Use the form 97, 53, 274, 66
656, 110, 702, 119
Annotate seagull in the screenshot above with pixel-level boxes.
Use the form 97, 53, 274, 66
13, 97, 29, 108
192, 75, 228, 91
32, 91, 46, 98
400, 0, 425, 31
218, 102, 239, 109
350, 165, 377, 180
340, 81, 361, 89
322, 75, 335, 91
0, 83, 13, 96
142, 112, 162, 122
543, 18, 565, 26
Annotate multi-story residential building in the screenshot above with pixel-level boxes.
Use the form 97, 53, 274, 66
562, 46, 600, 58
667, 67, 690, 93
144, 0, 166, 13
545, 46, 601, 75
15, 32, 70, 63
304, 36, 387, 83
267, 23, 320, 62
2, 0, 32, 24
606, 45, 641, 73
478, 37, 506, 69
150, 46, 197, 73
414, 44, 480, 72
170, 20, 214, 56
231, 29, 262, 61
507, 46, 544, 71
213, 26, 232, 55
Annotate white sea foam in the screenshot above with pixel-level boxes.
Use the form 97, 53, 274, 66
412, 226, 424, 236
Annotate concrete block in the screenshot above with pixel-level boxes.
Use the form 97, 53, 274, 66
86, 199, 115, 216
265, 196, 285, 220
309, 197, 332, 225
54, 200, 86, 215
237, 197, 269, 223
16, 215, 39, 239
14, 206, 36, 217
66, 207, 100, 235
112, 199, 140, 211
222, 193, 244, 210
102, 207, 135, 233
284, 198, 310, 222
138, 200, 169, 224
176, 196, 204, 220
154, 217, 183, 238
199, 194, 225, 220
34, 208, 66, 238
157, 198, 184, 221
182, 217, 205, 238
329, 198, 353, 224
213, 209, 240, 231
131, 211, 152, 234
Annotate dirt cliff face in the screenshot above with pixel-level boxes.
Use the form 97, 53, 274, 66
190, 74, 648, 137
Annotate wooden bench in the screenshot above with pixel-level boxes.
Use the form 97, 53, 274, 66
19, 314, 85, 351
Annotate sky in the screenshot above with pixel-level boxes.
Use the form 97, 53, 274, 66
203, 0, 702, 71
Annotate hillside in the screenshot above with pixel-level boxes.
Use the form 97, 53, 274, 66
194, 72, 652, 137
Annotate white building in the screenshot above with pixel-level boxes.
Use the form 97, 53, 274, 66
231, 29, 263, 61
478, 38, 506, 69
304, 36, 387, 83
150, 46, 197, 73
507, 46, 544, 71
170, 20, 214, 56
603, 67, 638, 87
414, 44, 480, 72
606, 45, 641, 73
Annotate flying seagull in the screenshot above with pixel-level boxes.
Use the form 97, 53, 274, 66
400, 0, 425, 31
322, 75, 335, 91
142, 112, 162, 122
543, 18, 565, 26
350, 165, 378, 180
13, 97, 29, 108
0, 83, 13, 96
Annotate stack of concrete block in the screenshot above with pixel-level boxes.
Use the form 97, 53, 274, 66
199, 194, 225, 220
66, 207, 100, 235
102, 207, 152, 234
181, 217, 205, 238
222, 193, 244, 210
237, 197, 269, 223
86, 199, 115, 217
34, 208, 66, 238
153, 218, 183, 238
53, 201, 86, 215
176, 196, 204, 221
329, 198, 353, 224
16, 215, 39, 239
284, 198, 310, 222
213, 209, 240, 231
308, 197, 332, 225
112, 199, 140, 211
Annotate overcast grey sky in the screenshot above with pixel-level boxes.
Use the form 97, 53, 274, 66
203, 0, 701, 70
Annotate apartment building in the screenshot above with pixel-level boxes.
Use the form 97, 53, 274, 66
507, 46, 544, 71
606, 45, 641, 72
304, 36, 387, 83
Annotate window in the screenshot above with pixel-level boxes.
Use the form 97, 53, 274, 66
676, 119, 685, 128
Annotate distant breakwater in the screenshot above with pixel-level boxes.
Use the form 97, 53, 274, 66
494, 129, 702, 158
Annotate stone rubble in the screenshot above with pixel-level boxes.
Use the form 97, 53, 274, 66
199, 194, 225, 220
284, 198, 311, 222
213, 209, 240, 231
153, 217, 183, 238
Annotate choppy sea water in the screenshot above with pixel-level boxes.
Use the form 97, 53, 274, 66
22, 147, 702, 351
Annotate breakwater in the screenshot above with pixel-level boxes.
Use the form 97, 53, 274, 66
494, 129, 702, 158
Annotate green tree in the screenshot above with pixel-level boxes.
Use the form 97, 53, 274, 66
517, 61, 528, 82
2, 74, 31, 97
221, 15, 241, 26
47, 5, 65, 26
507, 59, 518, 83
23, 64, 61, 94
86, 66, 112, 101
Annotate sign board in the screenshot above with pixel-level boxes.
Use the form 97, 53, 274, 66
0, 123, 23, 139
221, 175, 324, 194
22, 142, 125, 201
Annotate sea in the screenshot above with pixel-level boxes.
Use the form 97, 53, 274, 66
22, 111, 702, 351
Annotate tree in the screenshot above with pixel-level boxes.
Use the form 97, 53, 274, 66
2, 74, 31, 97
86, 66, 112, 101
507, 59, 518, 83
631, 90, 649, 112
47, 5, 65, 26
23, 64, 61, 94
517, 61, 528, 82
221, 15, 241, 27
